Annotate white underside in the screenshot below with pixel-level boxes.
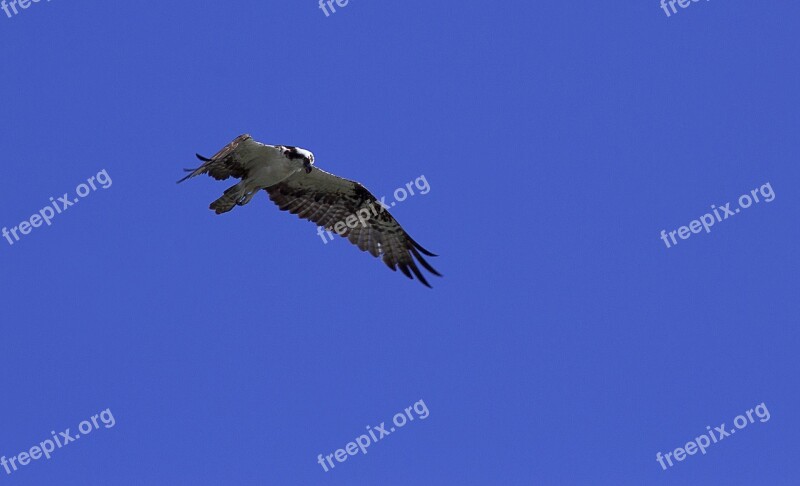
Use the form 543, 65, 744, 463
244, 147, 304, 191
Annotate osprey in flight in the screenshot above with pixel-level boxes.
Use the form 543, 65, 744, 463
179, 134, 441, 287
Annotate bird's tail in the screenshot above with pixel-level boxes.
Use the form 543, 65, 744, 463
209, 183, 246, 214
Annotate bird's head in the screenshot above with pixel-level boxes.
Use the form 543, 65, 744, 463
282, 146, 315, 173
301, 150, 314, 174
303, 150, 315, 168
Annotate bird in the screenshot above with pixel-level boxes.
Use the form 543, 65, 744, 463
178, 134, 441, 287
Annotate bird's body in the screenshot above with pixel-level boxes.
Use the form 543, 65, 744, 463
180, 135, 313, 212
179, 134, 441, 287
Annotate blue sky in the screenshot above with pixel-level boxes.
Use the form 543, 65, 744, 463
1, 0, 798, 484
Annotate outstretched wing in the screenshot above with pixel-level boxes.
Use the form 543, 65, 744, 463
177, 134, 256, 183
265, 168, 441, 287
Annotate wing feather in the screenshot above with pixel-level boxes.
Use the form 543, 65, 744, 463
177, 134, 257, 183
265, 168, 441, 287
